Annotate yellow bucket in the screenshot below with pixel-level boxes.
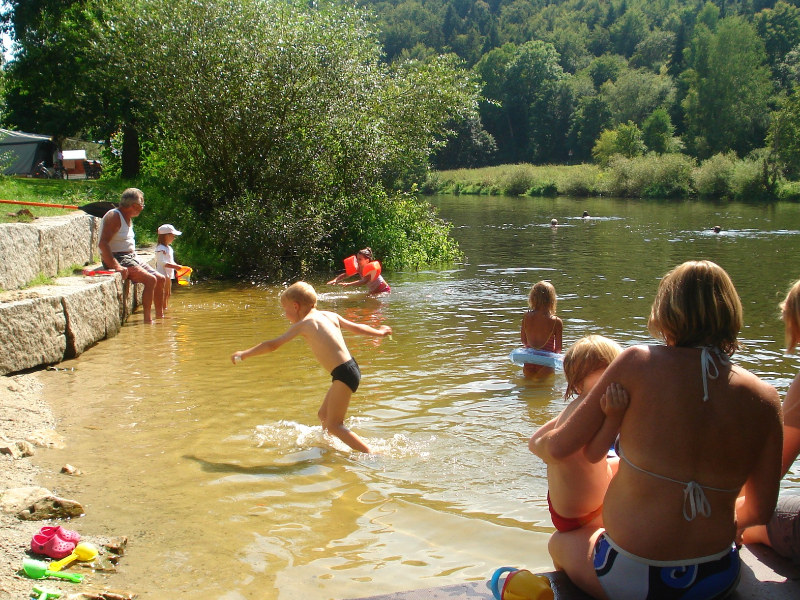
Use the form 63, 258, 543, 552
176, 266, 193, 286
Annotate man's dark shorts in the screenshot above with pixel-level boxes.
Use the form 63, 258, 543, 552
104, 252, 157, 274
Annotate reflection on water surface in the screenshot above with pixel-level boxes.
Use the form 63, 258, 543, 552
36, 195, 800, 599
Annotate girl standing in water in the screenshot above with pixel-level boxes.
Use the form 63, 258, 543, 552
327, 247, 391, 295
520, 281, 563, 378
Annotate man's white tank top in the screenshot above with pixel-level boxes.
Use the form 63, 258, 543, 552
102, 208, 135, 253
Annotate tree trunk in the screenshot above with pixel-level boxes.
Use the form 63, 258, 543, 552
121, 124, 140, 179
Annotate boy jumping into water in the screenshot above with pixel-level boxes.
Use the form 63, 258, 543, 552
231, 282, 392, 453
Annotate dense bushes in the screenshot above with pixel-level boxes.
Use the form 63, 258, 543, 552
426, 152, 783, 200
601, 154, 695, 198
205, 188, 461, 280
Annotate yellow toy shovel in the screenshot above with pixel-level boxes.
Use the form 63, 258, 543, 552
48, 542, 98, 572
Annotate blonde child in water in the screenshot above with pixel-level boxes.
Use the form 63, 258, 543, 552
521, 281, 563, 377
231, 282, 392, 453
529, 336, 628, 532
327, 247, 391, 295
154, 224, 185, 311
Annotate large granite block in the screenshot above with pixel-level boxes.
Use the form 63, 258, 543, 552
59, 277, 118, 358
38, 213, 94, 276
0, 223, 40, 290
0, 295, 66, 375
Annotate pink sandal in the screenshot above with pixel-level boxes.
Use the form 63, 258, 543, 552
31, 533, 76, 559
37, 526, 81, 544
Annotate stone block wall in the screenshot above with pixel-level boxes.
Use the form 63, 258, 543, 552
0, 212, 100, 291
0, 213, 152, 375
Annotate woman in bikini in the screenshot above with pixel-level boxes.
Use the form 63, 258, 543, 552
541, 260, 783, 600
520, 281, 563, 378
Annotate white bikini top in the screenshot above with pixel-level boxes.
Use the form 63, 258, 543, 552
618, 346, 739, 521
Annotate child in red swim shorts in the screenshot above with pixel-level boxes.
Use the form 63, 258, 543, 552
529, 336, 628, 532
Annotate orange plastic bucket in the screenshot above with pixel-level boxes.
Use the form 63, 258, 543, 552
176, 266, 193, 286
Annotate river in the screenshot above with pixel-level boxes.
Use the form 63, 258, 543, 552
35, 194, 800, 599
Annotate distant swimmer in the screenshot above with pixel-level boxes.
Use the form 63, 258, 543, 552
713, 225, 721, 233
582, 211, 590, 218
551, 219, 558, 227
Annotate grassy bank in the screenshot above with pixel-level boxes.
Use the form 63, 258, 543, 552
0, 176, 206, 268
423, 155, 800, 201
0, 178, 127, 224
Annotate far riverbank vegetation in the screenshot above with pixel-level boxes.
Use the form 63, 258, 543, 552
424, 153, 800, 200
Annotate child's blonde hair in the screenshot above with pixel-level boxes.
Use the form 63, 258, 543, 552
528, 280, 557, 313
157, 233, 171, 246
648, 260, 742, 356
563, 335, 622, 400
780, 279, 800, 353
281, 282, 317, 308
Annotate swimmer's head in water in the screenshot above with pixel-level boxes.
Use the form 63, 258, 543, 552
551, 219, 558, 226
780, 279, 800, 352
528, 280, 557, 314
564, 335, 623, 399
648, 260, 742, 356
713, 226, 721, 233
281, 281, 317, 309
583, 211, 590, 217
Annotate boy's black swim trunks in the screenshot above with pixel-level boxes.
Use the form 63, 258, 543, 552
331, 358, 361, 393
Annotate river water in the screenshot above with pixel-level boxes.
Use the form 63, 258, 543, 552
36, 195, 800, 599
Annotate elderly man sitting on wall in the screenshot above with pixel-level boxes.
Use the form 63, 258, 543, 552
98, 187, 166, 324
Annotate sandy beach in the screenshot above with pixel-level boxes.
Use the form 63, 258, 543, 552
0, 373, 59, 596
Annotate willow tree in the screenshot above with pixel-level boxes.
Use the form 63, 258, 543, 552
111, 0, 478, 275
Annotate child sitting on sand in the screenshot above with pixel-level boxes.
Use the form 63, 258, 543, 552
520, 281, 563, 378
529, 336, 628, 531
231, 282, 392, 453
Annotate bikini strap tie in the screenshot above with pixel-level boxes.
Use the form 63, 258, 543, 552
683, 481, 712, 521
700, 346, 730, 401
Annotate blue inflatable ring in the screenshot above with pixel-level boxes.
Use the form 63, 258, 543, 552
509, 347, 564, 370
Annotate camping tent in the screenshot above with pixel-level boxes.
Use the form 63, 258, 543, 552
0, 128, 56, 175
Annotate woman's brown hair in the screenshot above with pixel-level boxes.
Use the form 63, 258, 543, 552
648, 260, 742, 356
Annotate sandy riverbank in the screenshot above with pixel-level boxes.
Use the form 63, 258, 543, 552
0, 373, 58, 596
1, 372, 136, 599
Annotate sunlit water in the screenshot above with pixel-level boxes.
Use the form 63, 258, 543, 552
35, 195, 800, 599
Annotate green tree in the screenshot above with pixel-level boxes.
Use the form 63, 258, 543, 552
570, 94, 613, 161
766, 92, 800, 178
630, 30, 677, 72
587, 53, 627, 89
601, 68, 676, 126
642, 108, 676, 154
379, 1, 444, 62
121, 0, 480, 199
683, 17, 774, 157
502, 40, 567, 162
755, 1, 800, 87
609, 8, 650, 57
592, 121, 646, 166
615, 121, 647, 158
3, 0, 153, 178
